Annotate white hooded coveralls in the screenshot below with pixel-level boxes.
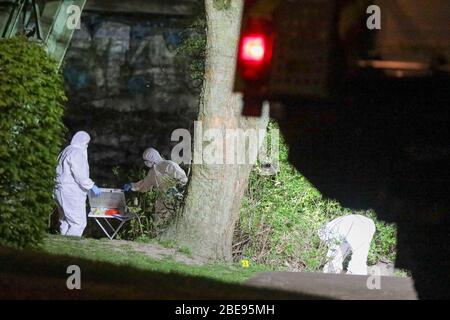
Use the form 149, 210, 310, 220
131, 148, 187, 193
318, 214, 376, 275
54, 131, 95, 237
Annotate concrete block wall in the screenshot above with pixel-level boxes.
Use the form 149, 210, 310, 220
62, 11, 199, 185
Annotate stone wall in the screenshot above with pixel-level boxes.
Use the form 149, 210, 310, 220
62, 11, 199, 185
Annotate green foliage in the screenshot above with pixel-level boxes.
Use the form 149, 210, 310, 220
109, 166, 156, 239
159, 239, 177, 249
235, 123, 397, 271
178, 245, 192, 256
109, 166, 185, 240
0, 37, 66, 248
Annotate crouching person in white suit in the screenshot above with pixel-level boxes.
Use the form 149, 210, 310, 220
318, 214, 376, 275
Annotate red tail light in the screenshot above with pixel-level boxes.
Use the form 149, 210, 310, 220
237, 19, 274, 81
241, 35, 266, 63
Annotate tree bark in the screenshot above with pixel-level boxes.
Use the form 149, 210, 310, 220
161, 0, 269, 261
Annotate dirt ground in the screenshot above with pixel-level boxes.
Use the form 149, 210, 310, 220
102, 239, 209, 265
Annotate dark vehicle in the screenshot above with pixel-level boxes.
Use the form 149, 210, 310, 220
234, 0, 450, 299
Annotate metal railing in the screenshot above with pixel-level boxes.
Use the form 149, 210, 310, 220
0, 0, 86, 67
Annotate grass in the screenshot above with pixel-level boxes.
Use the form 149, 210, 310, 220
178, 246, 192, 256
0, 235, 318, 299
0, 235, 413, 299
41, 235, 274, 284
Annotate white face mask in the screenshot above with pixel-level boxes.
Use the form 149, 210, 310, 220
144, 160, 154, 168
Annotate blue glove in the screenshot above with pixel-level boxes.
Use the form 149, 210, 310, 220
123, 183, 132, 192
91, 185, 102, 197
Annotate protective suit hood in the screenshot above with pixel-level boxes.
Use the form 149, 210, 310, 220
55, 130, 95, 237
142, 148, 163, 167
71, 131, 90, 149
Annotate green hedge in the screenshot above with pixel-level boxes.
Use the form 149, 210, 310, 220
236, 123, 397, 271
0, 37, 66, 248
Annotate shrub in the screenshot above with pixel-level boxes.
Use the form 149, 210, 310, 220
235, 123, 397, 271
0, 37, 66, 248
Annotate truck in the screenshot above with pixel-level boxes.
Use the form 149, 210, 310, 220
234, 0, 450, 299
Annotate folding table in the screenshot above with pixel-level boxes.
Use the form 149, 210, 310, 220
88, 188, 142, 240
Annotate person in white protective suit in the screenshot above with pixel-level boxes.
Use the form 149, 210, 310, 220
318, 214, 376, 275
123, 147, 187, 193
123, 148, 188, 229
54, 131, 101, 237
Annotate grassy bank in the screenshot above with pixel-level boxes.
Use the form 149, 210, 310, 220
41, 235, 273, 284
0, 235, 316, 299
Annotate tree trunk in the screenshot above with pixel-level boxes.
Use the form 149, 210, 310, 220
161, 0, 269, 261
